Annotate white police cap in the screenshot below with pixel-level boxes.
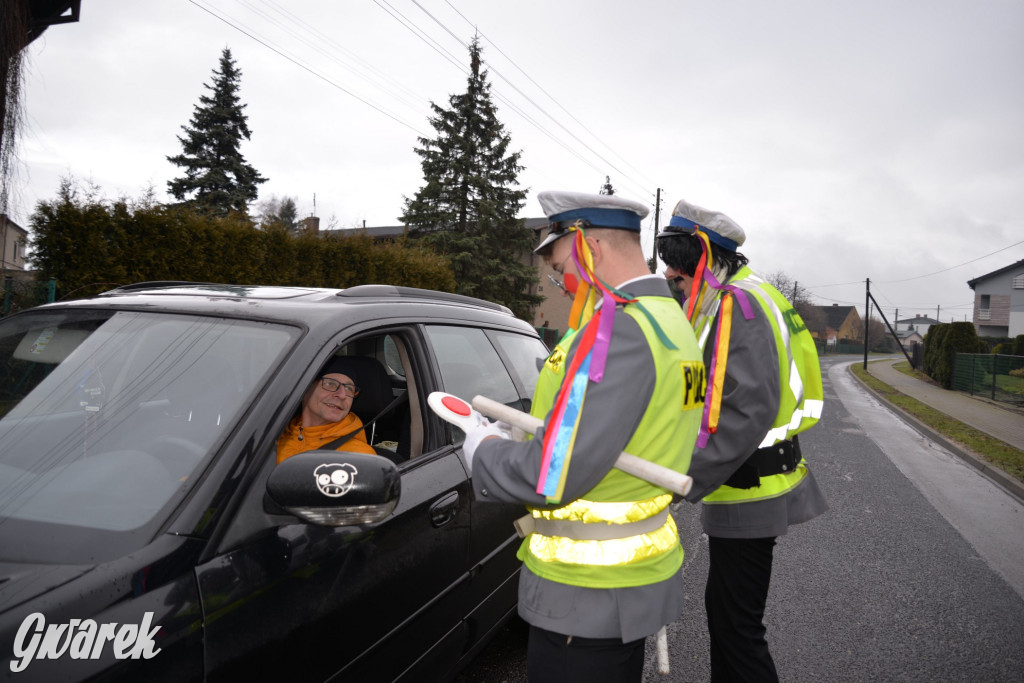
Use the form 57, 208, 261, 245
658, 198, 746, 252
534, 190, 650, 254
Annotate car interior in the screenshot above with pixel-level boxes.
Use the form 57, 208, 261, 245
332, 332, 421, 464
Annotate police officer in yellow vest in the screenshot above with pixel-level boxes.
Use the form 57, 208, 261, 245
463, 190, 705, 682
656, 197, 828, 682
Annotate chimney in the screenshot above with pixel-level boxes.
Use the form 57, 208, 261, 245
299, 216, 320, 234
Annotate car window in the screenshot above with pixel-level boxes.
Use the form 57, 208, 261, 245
0, 309, 296, 562
333, 331, 421, 461
383, 335, 405, 378
424, 325, 520, 443
489, 330, 548, 401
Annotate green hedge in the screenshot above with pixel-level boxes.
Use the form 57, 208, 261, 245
922, 324, 947, 378
924, 322, 981, 389
28, 188, 456, 299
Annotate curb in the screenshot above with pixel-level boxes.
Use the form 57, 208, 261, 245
849, 365, 1024, 506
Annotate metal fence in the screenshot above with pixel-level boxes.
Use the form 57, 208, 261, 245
953, 353, 1024, 406
2, 276, 55, 316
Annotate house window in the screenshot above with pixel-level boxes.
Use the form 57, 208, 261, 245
1014, 274, 1024, 289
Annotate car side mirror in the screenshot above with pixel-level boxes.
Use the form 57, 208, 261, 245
267, 451, 400, 526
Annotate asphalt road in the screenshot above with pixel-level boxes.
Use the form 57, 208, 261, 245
456, 356, 1024, 682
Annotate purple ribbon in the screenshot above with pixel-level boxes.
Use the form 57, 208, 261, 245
569, 246, 618, 384
702, 269, 755, 320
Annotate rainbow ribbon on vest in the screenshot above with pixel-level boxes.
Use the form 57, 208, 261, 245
536, 227, 635, 503
687, 233, 756, 448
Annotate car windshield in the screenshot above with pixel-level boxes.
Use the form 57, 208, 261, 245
0, 309, 296, 562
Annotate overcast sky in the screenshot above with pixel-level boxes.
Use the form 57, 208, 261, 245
11, 0, 1024, 322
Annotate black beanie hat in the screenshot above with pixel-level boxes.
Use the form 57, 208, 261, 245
320, 356, 360, 386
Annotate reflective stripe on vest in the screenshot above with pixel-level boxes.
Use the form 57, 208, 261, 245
524, 494, 677, 566
723, 272, 823, 448
517, 505, 671, 541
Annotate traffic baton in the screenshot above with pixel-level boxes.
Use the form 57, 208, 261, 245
469, 395, 692, 497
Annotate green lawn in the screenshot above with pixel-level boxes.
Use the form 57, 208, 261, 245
851, 362, 1024, 483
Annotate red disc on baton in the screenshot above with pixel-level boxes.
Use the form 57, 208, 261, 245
441, 395, 472, 416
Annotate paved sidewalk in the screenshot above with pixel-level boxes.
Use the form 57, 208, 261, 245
858, 357, 1024, 501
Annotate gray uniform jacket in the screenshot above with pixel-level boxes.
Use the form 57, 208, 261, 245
471, 276, 687, 642
682, 275, 828, 538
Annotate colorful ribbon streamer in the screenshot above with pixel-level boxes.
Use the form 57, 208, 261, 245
689, 234, 756, 448
535, 225, 636, 503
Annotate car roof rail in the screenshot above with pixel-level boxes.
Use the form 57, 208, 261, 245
338, 284, 512, 315
104, 281, 219, 293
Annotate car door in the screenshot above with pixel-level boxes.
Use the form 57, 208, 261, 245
195, 327, 474, 682
422, 324, 546, 630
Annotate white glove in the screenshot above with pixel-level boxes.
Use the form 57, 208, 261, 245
462, 420, 510, 473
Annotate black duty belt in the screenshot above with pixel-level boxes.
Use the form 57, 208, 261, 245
724, 435, 802, 490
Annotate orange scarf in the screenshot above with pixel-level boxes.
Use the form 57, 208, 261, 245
276, 412, 376, 463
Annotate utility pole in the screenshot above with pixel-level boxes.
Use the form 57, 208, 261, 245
651, 188, 662, 267
864, 278, 870, 369
792, 281, 798, 303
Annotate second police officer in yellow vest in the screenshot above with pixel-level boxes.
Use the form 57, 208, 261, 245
657, 197, 828, 682
463, 190, 705, 683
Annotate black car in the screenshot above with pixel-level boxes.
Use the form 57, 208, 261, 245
0, 283, 548, 682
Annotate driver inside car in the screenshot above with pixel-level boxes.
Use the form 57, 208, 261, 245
276, 356, 378, 463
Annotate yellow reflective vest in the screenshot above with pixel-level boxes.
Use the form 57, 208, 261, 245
522, 295, 704, 588
699, 267, 824, 505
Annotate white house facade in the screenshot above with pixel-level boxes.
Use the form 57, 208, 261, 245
967, 260, 1024, 338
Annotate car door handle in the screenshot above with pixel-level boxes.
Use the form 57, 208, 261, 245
429, 491, 460, 527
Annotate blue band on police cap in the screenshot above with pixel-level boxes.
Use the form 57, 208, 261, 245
667, 215, 701, 233
667, 215, 738, 251
549, 207, 642, 232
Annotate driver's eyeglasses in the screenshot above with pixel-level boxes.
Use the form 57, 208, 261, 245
320, 377, 360, 397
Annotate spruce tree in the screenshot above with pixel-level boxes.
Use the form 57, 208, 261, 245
401, 38, 540, 321
167, 48, 266, 217
276, 197, 299, 232
259, 195, 299, 232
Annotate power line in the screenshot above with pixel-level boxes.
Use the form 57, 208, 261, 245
442, 0, 658, 189
365, 0, 653, 205
189, 0, 427, 136
196, 1, 657, 206
415, 0, 653, 198
807, 238, 1024, 290
806, 279, 865, 289
876, 238, 1024, 284
367, 0, 612, 180
372, 0, 467, 74
249, 0, 426, 113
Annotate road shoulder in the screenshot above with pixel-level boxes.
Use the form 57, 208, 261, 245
849, 361, 1024, 505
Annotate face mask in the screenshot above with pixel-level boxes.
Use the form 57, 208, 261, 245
667, 276, 686, 302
